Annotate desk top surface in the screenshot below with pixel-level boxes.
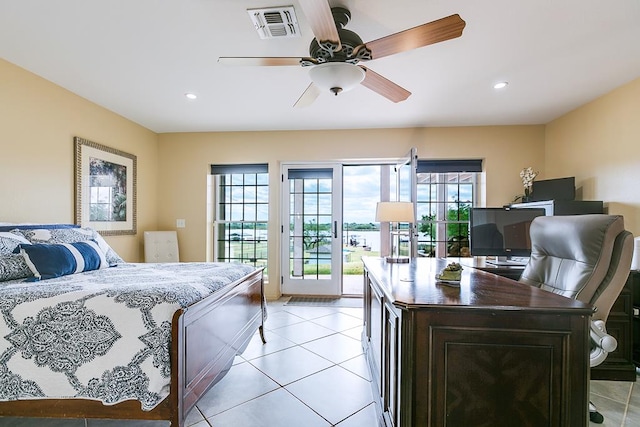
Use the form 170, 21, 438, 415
362, 256, 592, 313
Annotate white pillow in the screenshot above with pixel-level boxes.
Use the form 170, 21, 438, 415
0, 231, 30, 255
0, 232, 33, 281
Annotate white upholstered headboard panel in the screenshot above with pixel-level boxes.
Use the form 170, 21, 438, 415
144, 231, 179, 263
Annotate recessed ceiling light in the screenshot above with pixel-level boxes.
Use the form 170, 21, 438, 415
493, 82, 508, 89
185, 93, 197, 100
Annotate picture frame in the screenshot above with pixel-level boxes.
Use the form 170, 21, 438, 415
74, 136, 137, 236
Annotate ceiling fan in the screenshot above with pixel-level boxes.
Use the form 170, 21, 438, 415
218, 0, 466, 107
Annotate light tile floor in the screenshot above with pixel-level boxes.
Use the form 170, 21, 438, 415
1, 297, 639, 426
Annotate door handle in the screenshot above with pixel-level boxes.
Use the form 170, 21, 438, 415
333, 221, 337, 239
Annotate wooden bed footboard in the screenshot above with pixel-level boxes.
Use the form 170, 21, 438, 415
178, 267, 265, 423
0, 267, 265, 427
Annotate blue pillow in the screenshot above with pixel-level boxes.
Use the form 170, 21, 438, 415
16, 240, 108, 280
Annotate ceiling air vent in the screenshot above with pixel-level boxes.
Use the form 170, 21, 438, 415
247, 6, 300, 39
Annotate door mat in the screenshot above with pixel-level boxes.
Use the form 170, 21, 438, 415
285, 296, 363, 308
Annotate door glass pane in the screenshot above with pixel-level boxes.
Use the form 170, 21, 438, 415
289, 176, 333, 280
304, 194, 317, 211
318, 178, 332, 193
318, 194, 332, 214
398, 165, 412, 202
304, 179, 318, 192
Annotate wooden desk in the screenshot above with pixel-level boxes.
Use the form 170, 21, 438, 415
362, 257, 592, 427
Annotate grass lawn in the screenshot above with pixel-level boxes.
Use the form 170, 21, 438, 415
294, 246, 379, 275
228, 241, 378, 276
343, 246, 379, 275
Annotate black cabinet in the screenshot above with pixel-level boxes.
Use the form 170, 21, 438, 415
510, 199, 603, 215
591, 271, 637, 381
631, 272, 640, 368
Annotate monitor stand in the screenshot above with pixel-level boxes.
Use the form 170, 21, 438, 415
486, 256, 529, 266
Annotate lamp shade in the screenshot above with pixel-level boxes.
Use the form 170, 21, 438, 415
375, 202, 415, 223
309, 62, 365, 95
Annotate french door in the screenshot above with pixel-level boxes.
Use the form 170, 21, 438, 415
394, 148, 418, 257
281, 164, 343, 296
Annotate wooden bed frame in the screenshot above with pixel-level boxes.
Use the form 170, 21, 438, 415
0, 267, 266, 426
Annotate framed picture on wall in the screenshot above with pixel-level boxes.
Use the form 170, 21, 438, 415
74, 136, 137, 235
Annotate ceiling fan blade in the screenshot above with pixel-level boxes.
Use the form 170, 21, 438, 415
298, 0, 341, 49
293, 83, 321, 108
218, 57, 310, 66
363, 14, 466, 60
359, 66, 411, 103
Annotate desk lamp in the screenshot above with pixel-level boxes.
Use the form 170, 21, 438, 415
376, 201, 415, 263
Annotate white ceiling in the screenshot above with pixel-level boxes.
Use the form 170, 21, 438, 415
1, 0, 639, 133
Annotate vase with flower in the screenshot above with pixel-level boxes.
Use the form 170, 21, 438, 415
513, 167, 538, 203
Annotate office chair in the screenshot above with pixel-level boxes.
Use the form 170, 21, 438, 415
519, 214, 634, 424
144, 231, 180, 263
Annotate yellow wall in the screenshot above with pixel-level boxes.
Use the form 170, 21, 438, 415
158, 126, 545, 298
0, 59, 158, 261
546, 77, 640, 235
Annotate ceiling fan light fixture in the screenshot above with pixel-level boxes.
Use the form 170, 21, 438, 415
309, 62, 365, 96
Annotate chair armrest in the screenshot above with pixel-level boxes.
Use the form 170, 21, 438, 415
590, 319, 617, 368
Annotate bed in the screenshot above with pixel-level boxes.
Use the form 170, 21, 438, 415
0, 224, 266, 426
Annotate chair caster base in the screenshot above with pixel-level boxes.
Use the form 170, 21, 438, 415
590, 410, 604, 424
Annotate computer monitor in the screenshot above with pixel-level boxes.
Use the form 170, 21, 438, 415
470, 207, 546, 265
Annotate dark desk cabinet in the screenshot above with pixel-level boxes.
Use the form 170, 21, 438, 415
362, 257, 591, 427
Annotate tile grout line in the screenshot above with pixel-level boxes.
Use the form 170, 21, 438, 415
247, 315, 371, 426
280, 385, 335, 426
280, 371, 374, 427
198, 387, 282, 422
620, 381, 634, 426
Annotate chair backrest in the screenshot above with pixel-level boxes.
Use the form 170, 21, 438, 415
519, 214, 633, 320
590, 227, 634, 321
144, 231, 179, 263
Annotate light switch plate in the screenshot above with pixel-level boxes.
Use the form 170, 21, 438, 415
176, 219, 186, 228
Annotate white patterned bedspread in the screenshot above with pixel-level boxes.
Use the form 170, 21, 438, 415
0, 262, 256, 410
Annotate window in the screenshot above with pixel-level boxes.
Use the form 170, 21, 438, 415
211, 164, 268, 270
415, 160, 482, 258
